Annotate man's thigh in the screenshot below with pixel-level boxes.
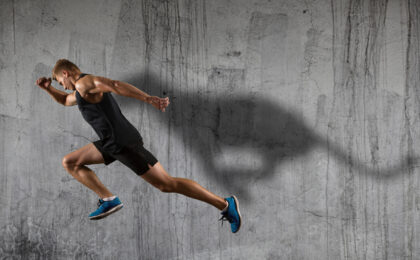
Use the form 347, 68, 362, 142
112, 144, 158, 176
62, 142, 107, 167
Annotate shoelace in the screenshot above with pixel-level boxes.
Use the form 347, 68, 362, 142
97, 199, 104, 207
219, 212, 233, 226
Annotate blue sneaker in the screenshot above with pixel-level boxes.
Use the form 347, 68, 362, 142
219, 195, 242, 233
89, 197, 123, 220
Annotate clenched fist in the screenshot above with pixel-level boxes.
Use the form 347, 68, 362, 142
147, 96, 170, 112
36, 77, 52, 90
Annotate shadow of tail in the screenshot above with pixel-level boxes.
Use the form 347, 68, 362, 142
324, 134, 418, 179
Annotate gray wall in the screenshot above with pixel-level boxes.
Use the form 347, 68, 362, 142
1, 0, 419, 259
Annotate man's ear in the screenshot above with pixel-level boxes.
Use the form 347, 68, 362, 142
62, 70, 69, 78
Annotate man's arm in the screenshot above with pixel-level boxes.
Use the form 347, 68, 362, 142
36, 77, 76, 106
91, 76, 170, 112
63, 91, 77, 106
92, 76, 151, 103
44, 86, 67, 105
44, 86, 77, 106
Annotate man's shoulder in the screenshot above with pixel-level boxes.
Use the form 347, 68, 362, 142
75, 74, 96, 93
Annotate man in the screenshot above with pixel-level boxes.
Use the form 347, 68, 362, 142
35, 59, 241, 233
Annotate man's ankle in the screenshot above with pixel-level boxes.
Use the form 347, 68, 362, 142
221, 200, 229, 212
102, 195, 116, 201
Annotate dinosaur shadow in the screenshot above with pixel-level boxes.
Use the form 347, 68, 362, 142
114, 71, 416, 201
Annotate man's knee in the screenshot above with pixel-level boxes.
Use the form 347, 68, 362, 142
62, 155, 81, 170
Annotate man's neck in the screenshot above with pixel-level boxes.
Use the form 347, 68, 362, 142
70, 72, 83, 85
74, 72, 82, 81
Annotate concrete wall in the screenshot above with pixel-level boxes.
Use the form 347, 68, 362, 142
1, 0, 419, 259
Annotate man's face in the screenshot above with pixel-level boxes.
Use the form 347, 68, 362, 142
56, 70, 74, 90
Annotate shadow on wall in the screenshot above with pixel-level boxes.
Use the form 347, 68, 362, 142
115, 71, 416, 202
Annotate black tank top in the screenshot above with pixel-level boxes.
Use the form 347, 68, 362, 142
75, 73, 142, 153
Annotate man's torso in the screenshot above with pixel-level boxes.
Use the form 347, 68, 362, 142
75, 73, 142, 153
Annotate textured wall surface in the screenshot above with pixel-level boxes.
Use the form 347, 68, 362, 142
1, 0, 420, 259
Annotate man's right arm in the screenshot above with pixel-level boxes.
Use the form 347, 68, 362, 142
44, 87, 77, 106
36, 77, 77, 106
44, 86, 67, 105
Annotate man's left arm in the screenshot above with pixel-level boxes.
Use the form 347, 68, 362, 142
92, 76, 170, 111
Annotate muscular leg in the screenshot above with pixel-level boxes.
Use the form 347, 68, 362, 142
62, 143, 114, 199
141, 162, 228, 210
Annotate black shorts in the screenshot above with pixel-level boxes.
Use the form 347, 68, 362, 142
93, 139, 158, 176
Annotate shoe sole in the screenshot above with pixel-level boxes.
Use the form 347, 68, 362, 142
89, 204, 124, 220
232, 195, 242, 233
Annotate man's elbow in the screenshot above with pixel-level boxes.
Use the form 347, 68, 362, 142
59, 97, 67, 106
112, 80, 121, 95
105, 79, 137, 99
112, 80, 131, 97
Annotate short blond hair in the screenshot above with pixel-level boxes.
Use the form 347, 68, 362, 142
52, 59, 80, 80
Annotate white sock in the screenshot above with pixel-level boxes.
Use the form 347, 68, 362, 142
222, 200, 229, 212
102, 195, 116, 201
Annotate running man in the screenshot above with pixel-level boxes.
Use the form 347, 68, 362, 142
35, 59, 241, 233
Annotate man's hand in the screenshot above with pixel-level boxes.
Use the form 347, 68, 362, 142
36, 77, 52, 90
147, 96, 170, 112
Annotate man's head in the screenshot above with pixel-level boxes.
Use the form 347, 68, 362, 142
52, 59, 81, 90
